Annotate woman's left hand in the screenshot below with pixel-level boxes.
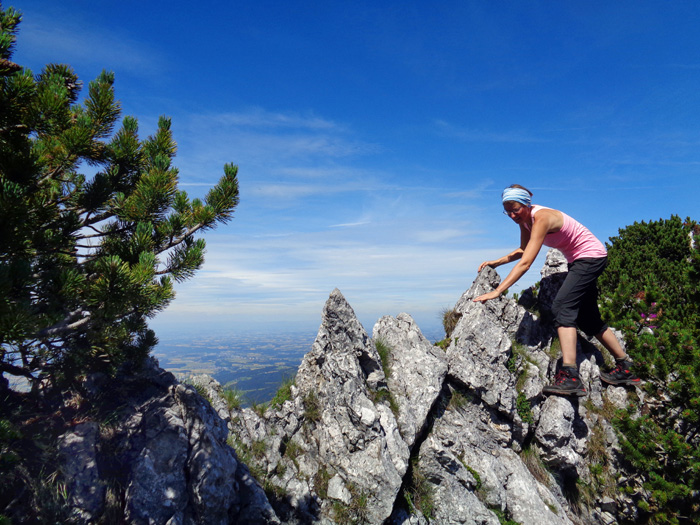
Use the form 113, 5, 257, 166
473, 290, 501, 303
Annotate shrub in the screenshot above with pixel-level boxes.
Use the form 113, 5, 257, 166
402, 457, 435, 520
434, 338, 451, 351
516, 392, 534, 425
599, 216, 700, 523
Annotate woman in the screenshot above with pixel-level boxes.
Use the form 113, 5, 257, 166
473, 184, 639, 396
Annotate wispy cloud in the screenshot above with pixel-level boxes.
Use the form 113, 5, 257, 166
16, 15, 164, 76
175, 109, 381, 182
210, 108, 341, 130
158, 229, 524, 332
434, 119, 549, 143
329, 220, 372, 228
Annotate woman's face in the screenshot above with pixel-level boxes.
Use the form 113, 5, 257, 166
503, 203, 530, 224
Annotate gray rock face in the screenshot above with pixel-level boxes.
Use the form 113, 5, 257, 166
447, 267, 529, 423
372, 313, 448, 448
293, 289, 409, 523
416, 396, 571, 525
122, 381, 243, 524
58, 422, 104, 521
232, 289, 409, 523
59, 359, 278, 524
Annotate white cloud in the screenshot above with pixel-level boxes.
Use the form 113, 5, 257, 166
17, 15, 164, 77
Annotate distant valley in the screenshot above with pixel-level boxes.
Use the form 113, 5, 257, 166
153, 327, 443, 405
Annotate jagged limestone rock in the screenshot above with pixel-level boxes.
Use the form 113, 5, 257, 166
123, 376, 279, 524
446, 266, 527, 428
292, 289, 410, 523
537, 248, 569, 325
372, 312, 448, 448
414, 397, 571, 524
58, 422, 105, 521
226, 289, 409, 523
223, 262, 638, 524
59, 358, 279, 524
534, 395, 587, 476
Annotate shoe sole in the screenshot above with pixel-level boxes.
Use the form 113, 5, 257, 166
601, 377, 641, 386
542, 388, 587, 397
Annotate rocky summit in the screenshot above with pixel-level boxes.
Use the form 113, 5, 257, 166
58, 249, 649, 524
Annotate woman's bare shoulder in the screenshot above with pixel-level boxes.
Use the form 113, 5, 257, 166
532, 207, 563, 231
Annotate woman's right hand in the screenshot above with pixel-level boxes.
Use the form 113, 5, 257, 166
478, 260, 496, 273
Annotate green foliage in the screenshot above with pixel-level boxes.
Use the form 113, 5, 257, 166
433, 337, 451, 351
507, 341, 536, 423
332, 481, 370, 524
221, 386, 244, 411
0, 389, 85, 523
0, 4, 240, 387
599, 216, 700, 523
251, 400, 268, 417
448, 388, 470, 411
313, 466, 331, 499
546, 337, 561, 360
183, 378, 212, 403
374, 339, 392, 379
371, 388, 400, 417
303, 390, 321, 423
461, 461, 482, 490
519, 446, 549, 487
251, 439, 267, 459
489, 506, 521, 525
515, 392, 534, 425
0, 418, 19, 470
401, 457, 435, 520
269, 375, 295, 409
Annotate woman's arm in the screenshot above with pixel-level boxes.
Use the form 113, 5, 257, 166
477, 248, 523, 272
473, 215, 552, 302
477, 226, 531, 272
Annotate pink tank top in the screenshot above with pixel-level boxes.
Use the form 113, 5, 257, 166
526, 205, 607, 263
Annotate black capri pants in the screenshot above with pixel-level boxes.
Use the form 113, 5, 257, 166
552, 256, 608, 337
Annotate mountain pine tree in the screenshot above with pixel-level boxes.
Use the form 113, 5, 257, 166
599, 215, 700, 523
0, 4, 239, 388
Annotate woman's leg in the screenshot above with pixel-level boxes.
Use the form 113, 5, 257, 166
558, 326, 578, 367
595, 327, 627, 360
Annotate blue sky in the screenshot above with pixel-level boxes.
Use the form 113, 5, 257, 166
10, 1, 700, 337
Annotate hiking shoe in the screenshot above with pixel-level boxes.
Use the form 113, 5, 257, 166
543, 368, 587, 397
600, 360, 641, 386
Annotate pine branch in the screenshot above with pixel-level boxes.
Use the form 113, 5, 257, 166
38, 166, 65, 185
156, 224, 203, 254
84, 209, 116, 227
37, 309, 91, 338
76, 225, 129, 240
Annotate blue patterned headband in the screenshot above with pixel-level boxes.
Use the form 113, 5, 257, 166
501, 187, 532, 207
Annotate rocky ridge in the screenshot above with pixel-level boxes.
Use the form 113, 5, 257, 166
58, 249, 647, 524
